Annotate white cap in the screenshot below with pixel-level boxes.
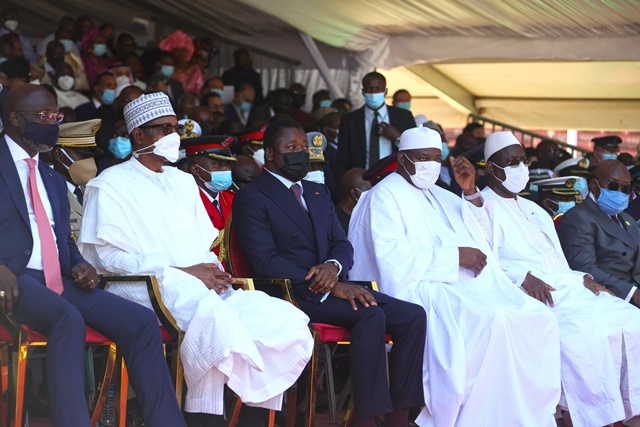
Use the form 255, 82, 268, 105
398, 126, 441, 151
414, 114, 428, 126
484, 131, 521, 161
124, 92, 175, 134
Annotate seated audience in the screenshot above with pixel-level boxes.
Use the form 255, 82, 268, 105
78, 93, 313, 427
222, 48, 264, 106
75, 72, 116, 120
481, 131, 640, 427
311, 89, 331, 111
391, 89, 411, 110
53, 62, 89, 109
224, 83, 254, 127
335, 168, 370, 234
159, 30, 203, 95
236, 126, 266, 166
531, 176, 584, 216
348, 126, 562, 426
558, 159, 640, 305
231, 154, 260, 190
233, 119, 426, 427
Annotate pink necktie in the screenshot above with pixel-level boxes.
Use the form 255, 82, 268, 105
290, 183, 307, 211
25, 158, 64, 294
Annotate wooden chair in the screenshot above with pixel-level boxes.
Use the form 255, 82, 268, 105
0, 312, 126, 427
101, 276, 184, 409
224, 213, 389, 427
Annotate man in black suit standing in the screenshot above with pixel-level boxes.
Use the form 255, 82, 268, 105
558, 159, 640, 305
335, 72, 416, 183
233, 120, 426, 427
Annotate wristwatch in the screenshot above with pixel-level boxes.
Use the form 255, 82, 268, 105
463, 187, 481, 201
327, 260, 340, 271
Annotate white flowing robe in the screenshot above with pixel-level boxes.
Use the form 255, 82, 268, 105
348, 172, 562, 427
78, 158, 313, 414
481, 187, 640, 427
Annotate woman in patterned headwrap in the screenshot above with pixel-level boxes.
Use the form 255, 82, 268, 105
159, 30, 203, 96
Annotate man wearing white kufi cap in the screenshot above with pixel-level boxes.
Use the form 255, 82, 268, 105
349, 126, 562, 427
481, 131, 640, 427
78, 93, 313, 425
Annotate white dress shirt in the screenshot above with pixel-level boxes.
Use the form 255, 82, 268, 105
6, 135, 58, 270
364, 104, 392, 169
200, 187, 221, 213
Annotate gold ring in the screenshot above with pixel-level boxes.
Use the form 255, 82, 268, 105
90, 279, 95, 283
0, 291, 6, 298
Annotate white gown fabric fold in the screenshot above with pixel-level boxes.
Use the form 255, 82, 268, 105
348, 172, 561, 427
481, 187, 640, 427
78, 158, 313, 414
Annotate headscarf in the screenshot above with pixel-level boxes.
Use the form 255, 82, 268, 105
158, 30, 194, 62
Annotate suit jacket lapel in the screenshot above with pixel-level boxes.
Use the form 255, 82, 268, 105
585, 197, 637, 249
39, 161, 61, 229
354, 107, 366, 159
0, 136, 29, 226
258, 172, 315, 244
302, 182, 327, 261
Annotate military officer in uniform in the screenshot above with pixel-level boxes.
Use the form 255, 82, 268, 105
50, 119, 101, 241
529, 176, 584, 217
554, 135, 622, 178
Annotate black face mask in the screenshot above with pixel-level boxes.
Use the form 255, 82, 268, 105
23, 119, 60, 147
277, 150, 310, 182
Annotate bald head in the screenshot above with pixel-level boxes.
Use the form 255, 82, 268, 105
340, 168, 371, 209
590, 159, 631, 200
232, 154, 260, 189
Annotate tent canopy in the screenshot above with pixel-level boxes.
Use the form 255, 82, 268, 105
6, 0, 640, 130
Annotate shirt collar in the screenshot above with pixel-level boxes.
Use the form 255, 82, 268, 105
365, 103, 388, 120
5, 134, 39, 165
92, 97, 102, 109
128, 156, 165, 177
265, 167, 301, 191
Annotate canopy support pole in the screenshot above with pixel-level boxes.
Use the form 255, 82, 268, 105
406, 64, 477, 115
299, 32, 344, 99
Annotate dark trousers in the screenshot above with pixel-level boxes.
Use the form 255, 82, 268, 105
299, 289, 426, 420
13, 269, 186, 427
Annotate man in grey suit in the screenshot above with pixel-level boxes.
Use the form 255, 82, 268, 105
558, 159, 640, 305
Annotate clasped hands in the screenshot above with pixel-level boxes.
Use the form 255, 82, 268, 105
306, 263, 377, 311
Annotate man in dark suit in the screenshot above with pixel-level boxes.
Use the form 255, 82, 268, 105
558, 159, 640, 305
222, 48, 264, 107
0, 84, 185, 427
335, 71, 416, 183
233, 120, 426, 427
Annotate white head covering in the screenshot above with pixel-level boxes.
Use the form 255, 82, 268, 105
484, 131, 521, 161
124, 92, 175, 134
398, 126, 441, 151
414, 114, 428, 126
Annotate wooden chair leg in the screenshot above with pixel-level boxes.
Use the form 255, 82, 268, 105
267, 409, 275, 427
227, 394, 242, 427
322, 343, 338, 424
13, 340, 27, 427
285, 384, 297, 427
306, 329, 320, 427
340, 396, 354, 427
91, 344, 117, 426
116, 350, 128, 427
0, 346, 8, 427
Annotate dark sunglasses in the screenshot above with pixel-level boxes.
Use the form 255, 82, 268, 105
600, 180, 632, 195
139, 123, 185, 136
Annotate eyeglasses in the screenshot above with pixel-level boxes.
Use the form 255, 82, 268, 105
600, 180, 632, 195
496, 158, 532, 168
17, 110, 64, 124
139, 123, 185, 136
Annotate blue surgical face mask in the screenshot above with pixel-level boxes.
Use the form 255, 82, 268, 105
441, 142, 450, 159
59, 39, 74, 53
574, 177, 588, 199
93, 43, 107, 56
602, 153, 618, 161
101, 88, 115, 105
363, 92, 386, 110
197, 165, 233, 192
240, 101, 252, 112
551, 200, 575, 215
319, 99, 332, 108
210, 88, 224, 100
160, 65, 174, 78
596, 182, 629, 215
396, 102, 411, 110
109, 136, 132, 159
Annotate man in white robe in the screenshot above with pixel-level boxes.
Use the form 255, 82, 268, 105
78, 93, 313, 425
348, 126, 562, 427
480, 131, 640, 427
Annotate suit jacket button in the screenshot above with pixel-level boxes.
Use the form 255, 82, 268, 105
292, 235, 298, 241
622, 252, 627, 256
24, 250, 31, 256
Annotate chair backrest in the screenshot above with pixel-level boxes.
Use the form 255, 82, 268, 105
223, 212, 251, 278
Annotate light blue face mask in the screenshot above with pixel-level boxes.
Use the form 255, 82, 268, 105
102, 89, 115, 105
109, 136, 132, 159
92, 43, 107, 56
210, 88, 224, 101
441, 143, 450, 160
396, 102, 411, 110
59, 39, 74, 53
596, 182, 629, 215
363, 92, 386, 110
574, 177, 588, 199
160, 65, 175, 78
0, 57, 7, 65
602, 153, 618, 161
240, 101, 252, 112
198, 165, 233, 192
319, 99, 332, 108
551, 200, 575, 215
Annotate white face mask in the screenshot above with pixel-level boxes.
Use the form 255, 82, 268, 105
252, 148, 265, 166
115, 75, 130, 87
4, 20, 18, 32
57, 75, 75, 91
304, 170, 325, 184
403, 154, 441, 190
492, 161, 530, 194
133, 132, 181, 163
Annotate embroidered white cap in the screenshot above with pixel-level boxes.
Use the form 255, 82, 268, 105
124, 92, 175, 134
484, 131, 521, 161
398, 126, 441, 151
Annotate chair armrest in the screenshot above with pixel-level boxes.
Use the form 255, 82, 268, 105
101, 275, 182, 339
350, 281, 379, 292
233, 278, 299, 309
